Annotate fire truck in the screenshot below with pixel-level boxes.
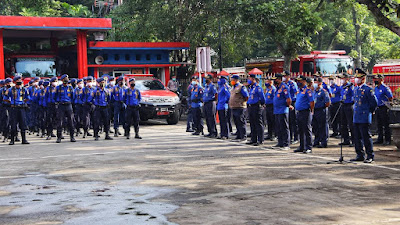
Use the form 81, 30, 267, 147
245, 50, 353, 76
373, 61, 400, 99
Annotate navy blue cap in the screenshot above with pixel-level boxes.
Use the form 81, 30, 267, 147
13, 75, 22, 82
306, 77, 313, 83
33, 77, 40, 82
231, 75, 240, 80
109, 76, 115, 81
43, 81, 50, 86
117, 76, 124, 82
77, 79, 83, 83
296, 75, 306, 81
97, 78, 104, 83
38, 80, 43, 86
355, 68, 367, 77
70, 78, 77, 84
87, 76, 94, 81
248, 74, 256, 78
0, 80, 4, 85
191, 75, 198, 79
5, 78, 12, 83
29, 80, 34, 85
129, 78, 136, 82
60, 74, 69, 80
50, 77, 58, 82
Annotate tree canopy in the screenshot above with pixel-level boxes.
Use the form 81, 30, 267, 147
2, 0, 400, 73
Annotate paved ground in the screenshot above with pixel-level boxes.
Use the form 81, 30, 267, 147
0, 120, 400, 225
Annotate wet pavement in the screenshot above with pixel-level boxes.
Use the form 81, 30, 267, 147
0, 120, 400, 224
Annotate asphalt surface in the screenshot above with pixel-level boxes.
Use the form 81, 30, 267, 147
0, 120, 400, 225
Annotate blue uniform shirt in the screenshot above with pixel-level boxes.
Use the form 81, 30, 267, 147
273, 82, 291, 114
83, 87, 95, 103
1, 87, 10, 106
45, 86, 58, 104
375, 84, 393, 107
3, 87, 30, 106
190, 85, 204, 108
264, 85, 276, 105
112, 85, 126, 102
36, 88, 48, 107
217, 84, 230, 110
203, 83, 217, 103
285, 80, 299, 102
27, 86, 37, 105
187, 84, 194, 105
353, 84, 378, 124
247, 83, 266, 105
322, 82, 331, 94
74, 87, 85, 105
295, 86, 314, 111
341, 82, 354, 104
88, 87, 111, 106
124, 88, 141, 106
314, 87, 330, 109
330, 84, 342, 104
56, 85, 74, 103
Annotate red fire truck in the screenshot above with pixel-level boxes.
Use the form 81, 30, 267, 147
245, 50, 353, 76
373, 61, 400, 98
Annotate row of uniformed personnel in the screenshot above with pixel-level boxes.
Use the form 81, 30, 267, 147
0, 74, 142, 145
187, 68, 392, 163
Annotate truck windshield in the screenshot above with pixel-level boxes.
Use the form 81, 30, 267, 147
316, 58, 353, 74
135, 80, 166, 91
16, 60, 56, 77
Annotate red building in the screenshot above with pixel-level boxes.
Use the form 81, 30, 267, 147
0, 15, 189, 85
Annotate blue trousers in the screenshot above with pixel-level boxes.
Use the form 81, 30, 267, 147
192, 107, 203, 133
289, 101, 298, 141
313, 108, 329, 146
232, 108, 246, 139
113, 101, 126, 130
297, 109, 312, 150
248, 105, 264, 143
186, 107, 194, 131
275, 113, 290, 147
218, 109, 229, 138
353, 123, 374, 159
204, 101, 217, 135
341, 103, 354, 143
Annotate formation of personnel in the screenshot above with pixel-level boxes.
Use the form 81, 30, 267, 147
187, 68, 392, 163
0, 74, 142, 145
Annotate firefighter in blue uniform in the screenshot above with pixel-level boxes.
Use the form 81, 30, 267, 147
314, 72, 332, 94
55, 74, 75, 143
216, 75, 230, 140
203, 74, 218, 138
373, 74, 393, 145
74, 79, 85, 137
88, 77, 113, 141
264, 77, 276, 141
328, 75, 342, 137
3, 75, 30, 145
283, 71, 299, 144
1, 78, 12, 142
36, 80, 49, 138
27, 77, 39, 133
112, 76, 126, 137
272, 73, 292, 150
45, 77, 58, 140
229, 74, 249, 141
339, 73, 354, 146
247, 74, 266, 146
82, 76, 95, 138
186, 81, 195, 132
313, 77, 331, 148
294, 76, 314, 153
124, 78, 142, 139
351, 69, 378, 163
190, 76, 204, 135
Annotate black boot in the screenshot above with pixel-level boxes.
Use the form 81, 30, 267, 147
126, 130, 130, 139
114, 129, 118, 137
9, 133, 15, 145
94, 130, 99, 141
135, 133, 142, 139
21, 131, 30, 144
70, 133, 76, 142
15, 135, 20, 142
105, 131, 113, 140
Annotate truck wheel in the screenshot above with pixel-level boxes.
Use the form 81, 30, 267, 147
167, 111, 179, 125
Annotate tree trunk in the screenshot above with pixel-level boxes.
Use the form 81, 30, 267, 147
352, 6, 362, 68
317, 30, 323, 50
283, 54, 291, 72
357, 0, 400, 37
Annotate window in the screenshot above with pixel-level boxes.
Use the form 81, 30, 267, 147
136, 54, 141, 61
302, 61, 314, 73
156, 54, 162, 60
114, 54, 120, 61
291, 61, 300, 73
146, 54, 151, 61
125, 54, 130, 61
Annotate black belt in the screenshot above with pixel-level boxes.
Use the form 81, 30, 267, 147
343, 102, 354, 105
315, 107, 325, 110
59, 102, 71, 105
265, 104, 273, 107
96, 105, 108, 108
298, 108, 310, 112
332, 102, 340, 105
248, 104, 261, 107
127, 105, 140, 108
11, 105, 25, 108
